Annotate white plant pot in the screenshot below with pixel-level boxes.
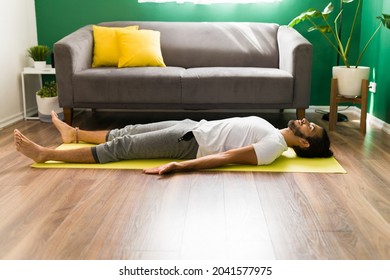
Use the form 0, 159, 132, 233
34, 61, 47, 69
36, 95, 63, 123
332, 66, 370, 98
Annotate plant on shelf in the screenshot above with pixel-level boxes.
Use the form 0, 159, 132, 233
27, 45, 50, 61
288, 0, 390, 98
27, 45, 51, 69
36, 81, 57, 98
36, 81, 63, 123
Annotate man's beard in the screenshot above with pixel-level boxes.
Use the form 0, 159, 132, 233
288, 120, 306, 138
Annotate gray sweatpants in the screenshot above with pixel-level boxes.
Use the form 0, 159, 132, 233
92, 119, 199, 163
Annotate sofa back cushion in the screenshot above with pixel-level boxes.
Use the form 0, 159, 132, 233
99, 21, 279, 68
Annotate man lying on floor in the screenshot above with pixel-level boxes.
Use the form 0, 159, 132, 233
14, 111, 333, 175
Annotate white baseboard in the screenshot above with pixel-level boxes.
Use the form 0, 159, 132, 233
0, 112, 24, 129
0, 107, 37, 129
309, 105, 390, 135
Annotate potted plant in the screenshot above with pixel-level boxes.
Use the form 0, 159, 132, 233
289, 0, 390, 97
27, 45, 51, 70
36, 81, 64, 122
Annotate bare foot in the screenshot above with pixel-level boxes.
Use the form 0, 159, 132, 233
14, 129, 48, 163
51, 111, 75, 143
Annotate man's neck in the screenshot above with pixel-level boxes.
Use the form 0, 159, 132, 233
279, 128, 296, 148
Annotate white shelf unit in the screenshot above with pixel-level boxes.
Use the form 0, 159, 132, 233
21, 66, 56, 120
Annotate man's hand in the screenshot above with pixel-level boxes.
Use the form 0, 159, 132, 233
143, 162, 180, 175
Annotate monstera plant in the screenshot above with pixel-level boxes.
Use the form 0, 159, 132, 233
289, 0, 390, 97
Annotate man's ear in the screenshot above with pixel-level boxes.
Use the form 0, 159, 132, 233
298, 138, 310, 148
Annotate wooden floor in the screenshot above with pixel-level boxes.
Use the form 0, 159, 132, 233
0, 110, 389, 260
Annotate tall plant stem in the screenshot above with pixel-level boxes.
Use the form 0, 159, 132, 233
345, 0, 361, 59
333, 9, 349, 66
306, 16, 344, 60
355, 22, 382, 67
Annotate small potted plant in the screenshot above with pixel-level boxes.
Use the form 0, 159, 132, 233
289, 1, 390, 97
27, 45, 51, 69
36, 81, 64, 122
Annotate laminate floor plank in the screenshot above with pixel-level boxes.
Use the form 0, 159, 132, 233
179, 172, 227, 259
223, 172, 275, 259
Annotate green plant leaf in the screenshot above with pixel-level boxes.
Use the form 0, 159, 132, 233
306, 8, 323, 18
36, 81, 57, 98
288, 10, 312, 27
378, 13, 390, 29
288, 0, 386, 67
27, 45, 50, 61
378, 14, 390, 29
288, 9, 322, 27
288, 15, 304, 27
322, 2, 334, 15
308, 25, 332, 33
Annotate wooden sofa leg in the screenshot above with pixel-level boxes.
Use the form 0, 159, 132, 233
63, 107, 73, 125
296, 108, 305, 120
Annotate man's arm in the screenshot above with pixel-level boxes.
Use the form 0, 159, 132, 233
143, 145, 257, 175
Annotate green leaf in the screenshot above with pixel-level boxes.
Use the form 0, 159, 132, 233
382, 14, 390, 29
308, 25, 332, 33
288, 6, 328, 27
288, 9, 321, 27
288, 15, 304, 27
27, 45, 50, 61
342, 0, 354, 4
322, 2, 334, 15
36, 81, 57, 98
377, 14, 390, 29
306, 8, 323, 18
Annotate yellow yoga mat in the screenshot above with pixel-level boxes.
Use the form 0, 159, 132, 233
31, 143, 346, 173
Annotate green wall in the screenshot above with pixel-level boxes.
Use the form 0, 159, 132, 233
360, 0, 390, 123
35, 0, 387, 122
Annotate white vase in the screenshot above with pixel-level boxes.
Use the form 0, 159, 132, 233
332, 66, 370, 98
34, 61, 46, 69
36, 95, 64, 123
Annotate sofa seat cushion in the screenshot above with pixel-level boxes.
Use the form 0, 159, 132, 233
181, 67, 293, 104
73, 67, 184, 104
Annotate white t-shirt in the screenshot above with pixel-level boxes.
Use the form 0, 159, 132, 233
192, 116, 287, 165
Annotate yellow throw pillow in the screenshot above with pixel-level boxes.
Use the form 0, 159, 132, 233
92, 25, 139, 67
116, 29, 166, 68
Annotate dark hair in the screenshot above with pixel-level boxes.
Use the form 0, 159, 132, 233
293, 128, 333, 158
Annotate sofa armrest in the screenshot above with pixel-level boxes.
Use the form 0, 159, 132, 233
277, 26, 312, 108
54, 25, 93, 107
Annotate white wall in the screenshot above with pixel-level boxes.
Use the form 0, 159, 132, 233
0, 0, 38, 128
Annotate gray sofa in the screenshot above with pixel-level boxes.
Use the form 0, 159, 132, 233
54, 21, 312, 124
